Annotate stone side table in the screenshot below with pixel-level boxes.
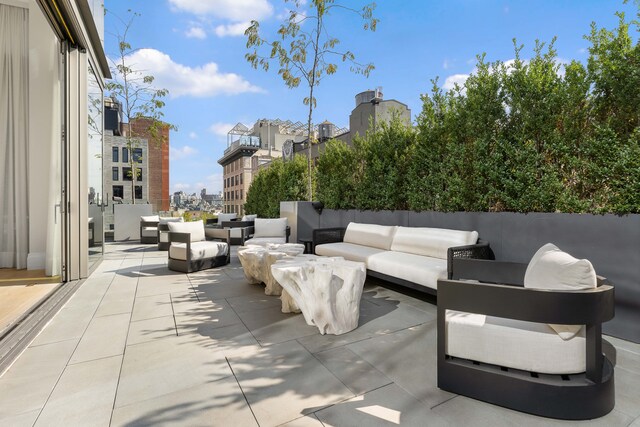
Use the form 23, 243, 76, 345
271, 256, 367, 335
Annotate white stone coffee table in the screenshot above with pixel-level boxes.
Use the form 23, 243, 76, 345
270, 256, 367, 335
237, 243, 306, 313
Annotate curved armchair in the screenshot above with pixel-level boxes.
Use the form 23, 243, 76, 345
167, 220, 230, 273
437, 258, 615, 420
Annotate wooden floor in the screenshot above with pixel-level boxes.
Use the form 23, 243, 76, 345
0, 269, 60, 336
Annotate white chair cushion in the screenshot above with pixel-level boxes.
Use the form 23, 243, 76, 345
159, 217, 183, 224
141, 215, 160, 222
217, 213, 237, 222
168, 220, 205, 242
254, 218, 287, 238
241, 214, 258, 221
243, 237, 287, 246
343, 223, 397, 250
367, 251, 447, 290
159, 232, 169, 242
230, 228, 243, 239
141, 227, 157, 237
446, 310, 585, 374
391, 227, 478, 260
314, 242, 386, 266
524, 243, 597, 339
170, 241, 228, 261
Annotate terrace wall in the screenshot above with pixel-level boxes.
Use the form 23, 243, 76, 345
289, 201, 640, 343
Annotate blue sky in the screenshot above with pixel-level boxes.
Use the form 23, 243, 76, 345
103, 0, 635, 196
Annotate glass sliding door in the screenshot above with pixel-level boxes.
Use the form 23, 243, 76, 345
87, 62, 104, 269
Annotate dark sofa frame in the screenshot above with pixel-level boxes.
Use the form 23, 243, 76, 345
167, 227, 230, 273
140, 220, 159, 244
311, 227, 492, 296
437, 258, 615, 420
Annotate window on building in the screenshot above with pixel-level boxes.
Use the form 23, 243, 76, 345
135, 185, 143, 200
122, 147, 129, 163
112, 167, 118, 181
136, 168, 142, 181
113, 185, 123, 199
235, 175, 238, 186
235, 190, 239, 200
133, 148, 143, 163
240, 189, 243, 199
240, 174, 243, 184
112, 146, 119, 162
123, 167, 132, 181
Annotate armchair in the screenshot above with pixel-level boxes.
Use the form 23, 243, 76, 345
242, 218, 290, 246
167, 220, 230, 273
221, 214, 257, 245
437, 244, 615, 420
140, 215, 160, 244
157, 217, 184, 251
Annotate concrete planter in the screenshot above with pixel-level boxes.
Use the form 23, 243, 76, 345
286, 201, 640, 343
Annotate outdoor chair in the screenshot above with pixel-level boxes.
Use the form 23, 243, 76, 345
221, 214, 257, 245
140, 215, 160, 244
437, 243, 615, 420
206, 213, 237, 227
157, 217, 184, 251
167, 220, 230, 273
242, 218, 290, 246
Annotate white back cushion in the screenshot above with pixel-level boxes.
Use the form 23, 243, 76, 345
390, 227, 479, 259
159, 217, 183, 224
141, 215, 160, 222
343, 223, 397, 250
168, 220, 205, 242
254, 218, 287, 238
241, 214, 258, 222
217, 213, 237, 222
524, 243, 597, 339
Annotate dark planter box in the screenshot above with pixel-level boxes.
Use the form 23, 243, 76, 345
291, 203, 640, 343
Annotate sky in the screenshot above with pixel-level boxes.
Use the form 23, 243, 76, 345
102, 0, 636, 196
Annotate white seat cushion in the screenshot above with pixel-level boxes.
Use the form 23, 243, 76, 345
343, 223, 397, 250
243, 237, 286, 246
314, 242, 385, 266
217, 213, 237, 222
141, 215, 160, 223
159, 231, 169, 242
230, 228, 243, 239
391, 227, 478, 260
254, 218, 287, 238
170, 241, 228, 261
241, 214, 258, 221
367, 251, 447, 290
159, 217, 183, 224
168, 220, 206, 242
524, 243, 597, 339
141, 227, 157, 237
446, 310, 585, 374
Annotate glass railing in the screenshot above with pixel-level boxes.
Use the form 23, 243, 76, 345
224, 136, 261, 154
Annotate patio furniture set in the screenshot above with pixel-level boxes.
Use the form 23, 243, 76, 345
137, 215, 616, 421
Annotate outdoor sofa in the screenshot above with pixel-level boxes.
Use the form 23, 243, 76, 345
438, 243, 615, 419
140, 215, 160, 244
167, 220, 230, 273
312, 222, 492, 296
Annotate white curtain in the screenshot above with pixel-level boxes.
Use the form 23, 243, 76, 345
0, 4, 29, 269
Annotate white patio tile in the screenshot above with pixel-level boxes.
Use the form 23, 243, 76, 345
131, 293, 173, 321
69, 313, 130, 364
127, 315, 177, 346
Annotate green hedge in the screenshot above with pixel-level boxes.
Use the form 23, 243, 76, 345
247, 7, 640, 215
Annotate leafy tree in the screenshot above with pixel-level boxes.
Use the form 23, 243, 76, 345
315, 139, 358, 209
106, 11, 176, 204
245, 0, 378, 201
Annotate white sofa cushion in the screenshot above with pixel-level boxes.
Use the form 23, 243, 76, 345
244, 237, 287, 246
141, 215, 159, 223
391, 227, 478, 260
230, 228, 243, 239
217, 213, 237, 222
170, 241, 228, 261
254, 218, 287, 238
315, 242, 386, 266
159, 217, 183, 224
141, 227, 157, 237
367, 251, 447, 290
446, 310, 585, 374
241, 214, 258, 221
343, 223, 397, 250
168, 220, 206, 243
524, 243, 597, 339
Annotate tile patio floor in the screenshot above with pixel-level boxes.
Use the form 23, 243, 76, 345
0, 242, 639, 426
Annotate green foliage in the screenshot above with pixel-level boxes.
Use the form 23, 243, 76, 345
244, 155, 310, 217
315, 139, 358, 209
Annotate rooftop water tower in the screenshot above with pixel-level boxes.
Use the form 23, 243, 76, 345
355, 87, 383, 106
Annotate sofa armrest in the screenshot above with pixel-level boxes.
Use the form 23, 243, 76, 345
221, 220, 254, 229
168, 231, 191, 262
312, 227, 346, 251
447, 240, 493, 279
450, 259, 527, 285
286, 226, 291, 243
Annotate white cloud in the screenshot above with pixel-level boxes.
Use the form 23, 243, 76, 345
120, 48, 263, 98
442, 73, 470, 90
215, 21, 251, 37
205, 173, 223, 192
170, 145, 197, 160
185, 26, 206, 39
189, 132, 198, 139
168, 0, 273, 22
173, 183, 192, 191
209, 122, 236, 137
442, 59, 452, 70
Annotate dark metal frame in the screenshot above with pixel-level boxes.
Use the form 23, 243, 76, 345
140, 220, 159, 244
311, 227, 492, 297
437, 258, 615, 420
157, 223, 170, 251
240, 225, 291, 245
167, 227, 230, 273
220, 220, 255, 245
